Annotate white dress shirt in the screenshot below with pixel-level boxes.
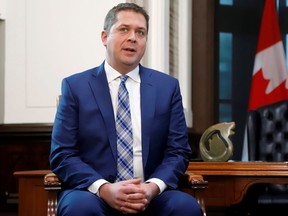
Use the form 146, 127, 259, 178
88, 61, 167, 196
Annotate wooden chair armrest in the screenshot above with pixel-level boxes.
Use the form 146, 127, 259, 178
182, 172, 208, 216
44, 172, 62, 191
184, 172, 208, 190
44, 172, 61, 216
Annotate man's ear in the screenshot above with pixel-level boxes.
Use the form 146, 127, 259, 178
101, 31, 108, 47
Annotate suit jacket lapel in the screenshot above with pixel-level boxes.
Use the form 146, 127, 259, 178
140, 66, 156, 168
88, 63, 117, 162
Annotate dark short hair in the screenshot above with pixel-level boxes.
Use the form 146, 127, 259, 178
104, 3, 149, 34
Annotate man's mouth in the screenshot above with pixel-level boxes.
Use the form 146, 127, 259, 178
123, 47, 136, 52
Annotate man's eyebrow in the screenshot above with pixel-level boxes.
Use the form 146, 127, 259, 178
118, 24, 147, 31
119, 24, 129, 27
138, 27, 147, 31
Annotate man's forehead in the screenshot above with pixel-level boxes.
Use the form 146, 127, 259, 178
115, 11, 147, 28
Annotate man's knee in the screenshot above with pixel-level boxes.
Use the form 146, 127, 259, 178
57, 189, 104, 216
150, 190, 202, 216
171, 192, 202, 215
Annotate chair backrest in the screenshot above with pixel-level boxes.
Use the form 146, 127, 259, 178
247, 100, 288, 161
247, 100, 288, 203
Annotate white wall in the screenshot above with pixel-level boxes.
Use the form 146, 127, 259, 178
178, 0, 193, 127
1, 0, 124, 123
0, 0, 6, 20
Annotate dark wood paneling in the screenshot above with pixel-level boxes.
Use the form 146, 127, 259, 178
188, 129, 202, 160
192, 0, 216, 133
0, 124, 53, 211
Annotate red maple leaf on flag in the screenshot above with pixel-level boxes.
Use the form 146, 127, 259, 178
249, 68, 288, 110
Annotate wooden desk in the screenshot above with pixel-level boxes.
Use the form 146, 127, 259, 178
14, 170, 51, 216
187, 162, 288, 207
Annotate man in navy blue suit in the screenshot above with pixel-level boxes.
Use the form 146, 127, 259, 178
50, 2, 202, 216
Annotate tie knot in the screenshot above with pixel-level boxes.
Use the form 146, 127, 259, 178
120, 75, 129, 83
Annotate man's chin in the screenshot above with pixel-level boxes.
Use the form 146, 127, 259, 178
122, 60, 140, 68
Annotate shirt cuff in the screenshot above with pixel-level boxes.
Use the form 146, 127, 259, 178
146, 178, 167, 194
87, 179, 108, 196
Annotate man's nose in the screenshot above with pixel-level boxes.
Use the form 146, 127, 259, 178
127, 31, 136, 42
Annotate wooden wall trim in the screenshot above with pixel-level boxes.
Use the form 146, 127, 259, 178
0, 123, 53, 134
192, 0, 216, 133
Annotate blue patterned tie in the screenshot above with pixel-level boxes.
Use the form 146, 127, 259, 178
116, 75, 133, 181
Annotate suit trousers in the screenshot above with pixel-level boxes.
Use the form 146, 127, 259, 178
57, 188, 202, 216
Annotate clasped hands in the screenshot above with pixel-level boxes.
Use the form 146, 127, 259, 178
99, 178, 159, 214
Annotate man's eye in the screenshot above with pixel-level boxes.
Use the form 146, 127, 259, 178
137, 31, 146, 36
120, 28, 127, 32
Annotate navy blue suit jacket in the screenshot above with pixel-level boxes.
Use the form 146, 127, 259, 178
50, 62, 191, 190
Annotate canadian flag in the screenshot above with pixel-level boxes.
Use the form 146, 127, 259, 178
243, 0, 288, 161
248, 0, 288, 111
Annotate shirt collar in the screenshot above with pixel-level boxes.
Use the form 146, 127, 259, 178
105, 61, 140, 83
